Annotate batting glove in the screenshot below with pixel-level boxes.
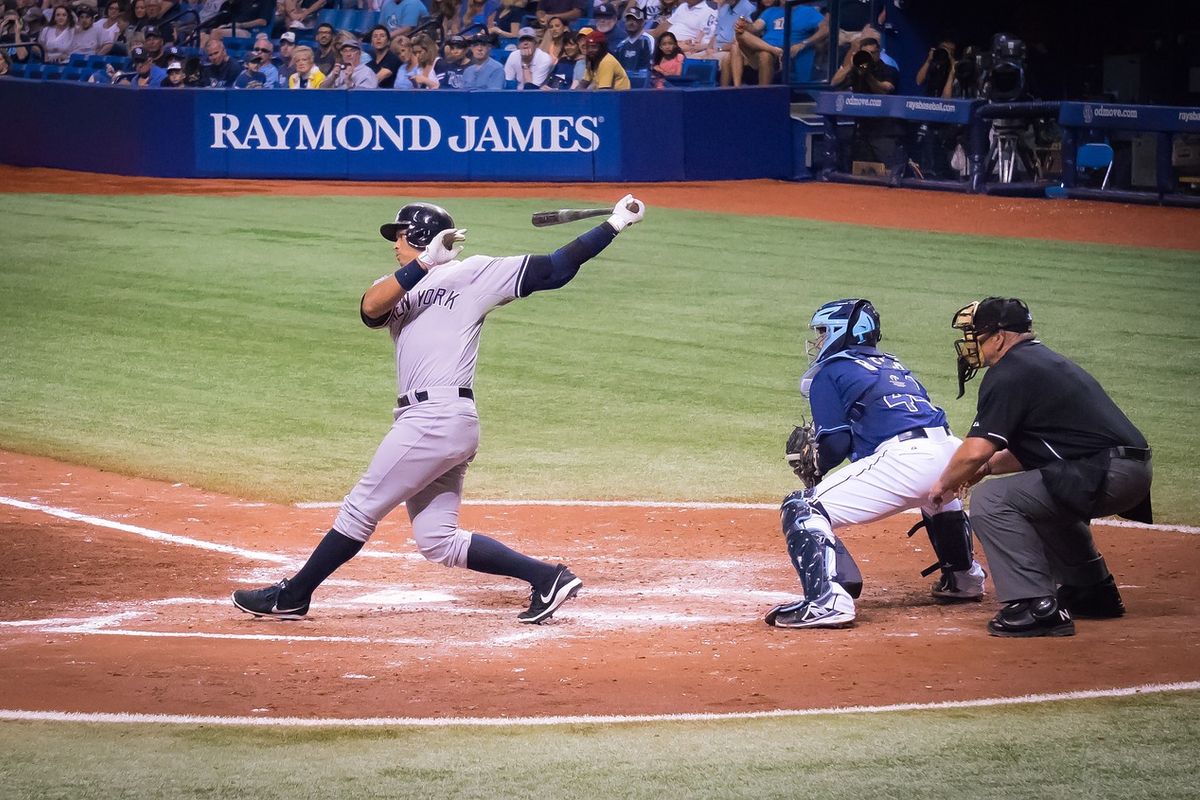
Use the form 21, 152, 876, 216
607, 194, 645, 233
418, 228, 466, 269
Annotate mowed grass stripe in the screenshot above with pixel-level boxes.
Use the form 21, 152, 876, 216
0, 194, 1196, 519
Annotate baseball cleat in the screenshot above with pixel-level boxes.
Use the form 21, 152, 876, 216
931, 562, 987, 602
232, 579, 310, 620
518, 564, 582, 624
987, 597, 1075, 637
771, 588, 856, 629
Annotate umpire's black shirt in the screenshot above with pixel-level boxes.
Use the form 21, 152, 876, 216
966, 340, 1147, 470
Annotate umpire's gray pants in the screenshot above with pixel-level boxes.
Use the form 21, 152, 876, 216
969, 458, 1152, 602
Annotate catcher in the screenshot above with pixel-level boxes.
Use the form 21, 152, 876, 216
765, 298, 987, 629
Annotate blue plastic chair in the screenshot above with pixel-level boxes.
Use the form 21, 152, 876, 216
68, 52, 90, 67
1077, 142, 1114, 189
681, 58, 717, 86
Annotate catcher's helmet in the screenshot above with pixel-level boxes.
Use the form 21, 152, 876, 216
799, 299, 881, 396
380, 202, 455, 248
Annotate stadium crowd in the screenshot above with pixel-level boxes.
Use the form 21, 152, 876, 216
0, 0, 852, 88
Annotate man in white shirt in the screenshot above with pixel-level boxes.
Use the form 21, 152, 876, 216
68, 5, 109, 55
666, 0, 717, 57
503, 26, 553, 89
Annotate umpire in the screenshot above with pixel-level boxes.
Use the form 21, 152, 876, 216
929, 297, 1152, 638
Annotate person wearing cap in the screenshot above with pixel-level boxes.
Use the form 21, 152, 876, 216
612, 5, 653, 75
234, 35, 280, 87
364, 25, 400, 88
320, 38, 379, 88
378, 0, 425, 35
38, 4, 75, 63
461, 32, 504, 89
275, 30, 297, 85
437, 33, 472, 89
160, 57, 186, 86
201, 37, 241, 86
109, 44, 167, 86
579, 27, 629, 90
930, 298, 1153, 638
140, 23, 166, 61
504, 25, 553, 89
535, 0, 580, 26
592, 2, 619, 36
66, 4, 107, 55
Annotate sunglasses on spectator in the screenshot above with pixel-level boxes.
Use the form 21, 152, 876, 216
253, 47, 271, 53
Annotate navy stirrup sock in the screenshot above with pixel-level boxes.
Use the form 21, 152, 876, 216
279, 528, 364, 606
466, 534, 557, 586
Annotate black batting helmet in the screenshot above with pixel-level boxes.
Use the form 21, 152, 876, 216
380, 203, 454, 248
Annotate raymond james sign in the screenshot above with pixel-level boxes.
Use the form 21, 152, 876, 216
208, 113, 604, 153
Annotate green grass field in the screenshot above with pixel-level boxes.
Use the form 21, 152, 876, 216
1, 193, 1198, 798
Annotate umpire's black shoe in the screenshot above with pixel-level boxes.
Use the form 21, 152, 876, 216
232, 579, 309, 620
987, 596, 1075, 637
1058, 575, 1125, 619
518, 565, 582, 624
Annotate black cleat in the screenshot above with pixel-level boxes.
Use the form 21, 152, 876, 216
987, 596, 1074, 637
1057, 575, 1125, 619
231, 579, 309, 620
518, 565, 582, 624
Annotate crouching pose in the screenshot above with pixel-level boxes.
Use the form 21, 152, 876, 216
766, 299, 987, 629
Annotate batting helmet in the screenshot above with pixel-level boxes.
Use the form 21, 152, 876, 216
380, 203, 455, 248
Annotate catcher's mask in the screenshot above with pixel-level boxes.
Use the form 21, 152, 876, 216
800, 299, 882, 396
952, 296, 1032, 397
380, 202, 455, 248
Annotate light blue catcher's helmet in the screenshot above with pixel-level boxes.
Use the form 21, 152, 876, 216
799, 299, 882, 396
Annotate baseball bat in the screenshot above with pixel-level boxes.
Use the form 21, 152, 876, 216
530, 207, 612, 227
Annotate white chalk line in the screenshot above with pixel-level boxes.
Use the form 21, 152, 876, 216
299, 499, 1200, 533
0, 681, 1196, 729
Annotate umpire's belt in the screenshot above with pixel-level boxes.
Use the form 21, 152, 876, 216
1108, 446, 1151, 462
885, 425, 952, 447
398, 387, 474, 408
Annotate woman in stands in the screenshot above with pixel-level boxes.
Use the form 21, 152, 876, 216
123, 0, 150, 48
431, 0, 461, 38
487, 0, 523, 39
402, 31, 442, 87
538, 15, 568, 61
39, 5, 76, 63
650, 29, 683, 87
287, 44, 325, 87
366, 24, 400, 88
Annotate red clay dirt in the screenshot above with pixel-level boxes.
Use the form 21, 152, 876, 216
1, 449, 1197, 721
2, 165, 1198, 250
1, 170, 1197, 721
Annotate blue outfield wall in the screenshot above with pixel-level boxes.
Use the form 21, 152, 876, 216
0, 81, 792, 182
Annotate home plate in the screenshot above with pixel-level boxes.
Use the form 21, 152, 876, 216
348, 590, 458, 604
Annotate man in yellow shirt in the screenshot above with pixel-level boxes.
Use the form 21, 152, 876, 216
580, 28, 631, 90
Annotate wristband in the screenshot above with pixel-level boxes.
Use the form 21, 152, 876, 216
394, 259, 426, 291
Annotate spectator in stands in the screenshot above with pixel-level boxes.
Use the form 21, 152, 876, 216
378, 0, 424, 35
140, 22, 164, 59
650, 28, 681, 87
430, 0, 461, 38
461, 31, 503, 88
68, 4, 107, 54
208, 0, 274, 39
0, 47, 9, 75
388, 28, 410, 62
96, 0, 124, 53
39, 4, 75, 63
504, 25, 552, 89
916, 37, 955, 99
124, 0, 150, 46
235, 35, 279, 85
544, 29, 581, 89
537, 15, 567, 61
459, 0, 495, 34
276, 29, 296, 82
287, 43, 323, 86
201, 37, 240, 84
321, 38, 377, 87
579, 28, 627, 89
710, 0, 753, 62
438, 32, 470, 87
109, 43, 166, 85
593, 3, 619, 37
536, 0, 579, 26
312, 20, 336, 72
160, 56, 184, 85
664, 0, 716, 58
647, 0, 680, 38
721, 0, 776, 87
402, 31, 440, 87
196, 0, 226, 29
486, 0, 522, 39
280, 0, 326, 33
365, 24, 400, 87
630, 0, 664, 34
612, 6, 652, 75
142, 0, 173, 41
0, 7, 31, 62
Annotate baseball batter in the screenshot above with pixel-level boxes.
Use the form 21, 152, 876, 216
233, 196, 646, 624
766, 299, 987, 629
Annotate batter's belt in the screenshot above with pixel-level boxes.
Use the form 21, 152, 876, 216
398, 387, 474, 408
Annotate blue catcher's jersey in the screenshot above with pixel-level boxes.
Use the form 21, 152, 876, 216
809, 346, 949, 462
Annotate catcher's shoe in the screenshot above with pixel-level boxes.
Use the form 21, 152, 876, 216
232, 579, 309, 620
771, 587, 855, 629
518, 564, 582, 624
931, 562, 987, 603
987, 597, 1074, 637
1057, 575, 1125, 619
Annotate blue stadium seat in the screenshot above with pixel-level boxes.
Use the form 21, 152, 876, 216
60, 67, 83, 81
42, 66, 66, 80
6, 62, 30, 78
680, 58, 717, 86
68, 52, 90, 67
25, 65, 45, 80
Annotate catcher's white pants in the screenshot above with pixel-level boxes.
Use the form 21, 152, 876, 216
333, 396, 478, 567
812, 427, 965, 526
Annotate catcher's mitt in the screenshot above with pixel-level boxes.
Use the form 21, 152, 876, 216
785, 422, 821, 489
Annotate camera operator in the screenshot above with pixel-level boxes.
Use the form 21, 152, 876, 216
0, 8, 30, 63
916, 37, 956, 100
832, 37, 903, 173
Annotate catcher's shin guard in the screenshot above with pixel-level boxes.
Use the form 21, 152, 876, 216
908, 509, 974, 575
780, 491, 861, 601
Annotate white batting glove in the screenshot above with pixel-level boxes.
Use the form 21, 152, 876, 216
607, 194, 645, 233
417, 228, 466, 269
